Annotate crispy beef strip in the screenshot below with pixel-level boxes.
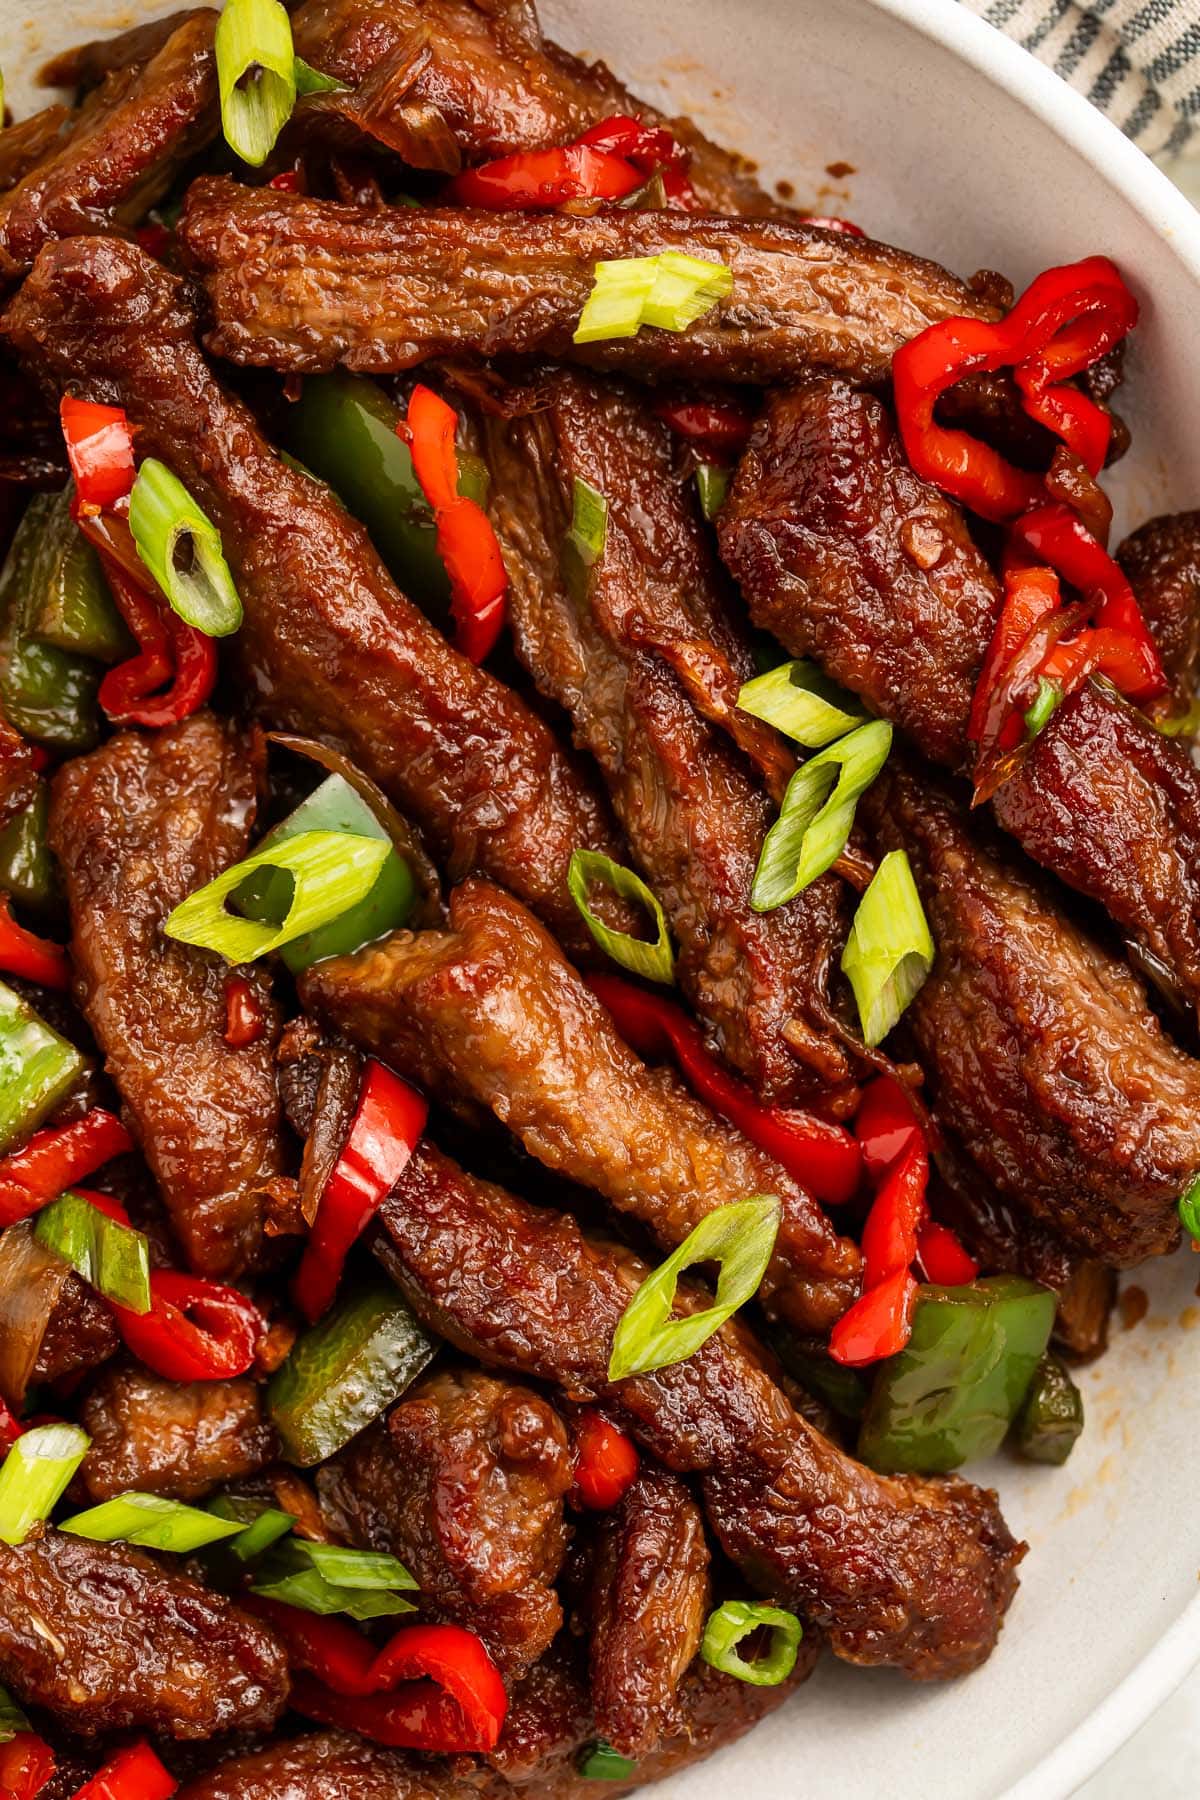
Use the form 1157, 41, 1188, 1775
300, 878, 861, 1334
47, 712, 285, 1276
29, 1274, 119, 1387
586, 1465, 710, 1758
482, 366, 856, 1106
290, 0, 779, 213
372, 1142, 1021, 1679
6, 237, 632, 963
178, 1734, 480, 1800
38, 8, 211, 89
0, 1528, 288, 1737
0, 13, 217, 282
863, 760, 1200, 1265
177, 176, 994, 385
317, 1366, 572, 1678
79, 1364, 278, 1502
1117, 510, 1200, 712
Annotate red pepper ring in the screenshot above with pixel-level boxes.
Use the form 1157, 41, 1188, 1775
404, 384, 460, 512
0, 893, 71, 991
112, 1269, 263, 1381
967, 564, 1062, 749
0, 1729, 56, 1800
571, 1408, 639, 1510
290, 1672, 500, 1752
804, 215, 865, 236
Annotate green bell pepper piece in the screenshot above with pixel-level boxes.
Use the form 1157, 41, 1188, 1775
769, 1326, 868, 1420
857, 1275, 1056, 1474
27, 486, 130, 663
0, 784, 60, 917
233, 772, 416, 972
1014, 1351, 1084, 1466
0, 979, 84, 1153
0, 496, 102, 750
283, 371, 488, 616
268, 1278, 438, 1465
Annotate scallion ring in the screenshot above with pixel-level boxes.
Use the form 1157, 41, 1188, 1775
62, 1492, 245, 1554
578, 1742, 637, 1780
34, 1191, 151, 1315
568, 849, 674, 984
562, 476, 608, 602
0, 1422, 90, 1545
607, 1195, 780, 1381
751, 718, 892, 911
1179, 1174, 1200, 1244
249, 1538, 418, 1619
574, 253, 732, 345
641, 252, 734, 331
289, 1539, 419, 1590
841, 848, 935, 1046
700, 1600, 803, 1686
215, 0, 297, 167
128, 458, 243, 637
737, 658, 865, 749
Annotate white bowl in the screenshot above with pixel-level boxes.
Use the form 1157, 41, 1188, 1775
6, 0, 1200, 1793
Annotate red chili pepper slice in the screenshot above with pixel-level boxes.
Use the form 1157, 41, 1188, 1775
59, 397, 135, 511
853, 1076, 923, 1182
915, 1220, 980, 1286
0, 1730, 55, 1800
447, 142, 643, 209
223, 973, 265, 1048
652, 396, 754, 460
859, 1139, 928, 1288
829, 1265, 918, 1367
571, 1408, 639, 1510
805, 215, 865, 235
292, 1060, 428, 1323
586, 972, 862, 1206
405, 385, 460, 513
113, 1270, 263, 1381
69, 1740, 177, 1799
0, 1397, 24, 1453
968, 564, 1062, 751
0, 894, 70, 991
135, 222, 172, 260
0, 1110, 133, 1229
403, 386, 509, 663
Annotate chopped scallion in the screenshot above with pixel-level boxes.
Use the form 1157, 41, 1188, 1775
608, 1196, 780, 1381
293, 54, 345, 94
695, 462, 729, 520
700, 1599, 802, 1686
567, 477, 608, 568
0, 1422, 90, 1545
578, 1742, 637, 1780
289, 1539, 418, 1590
128, 459, 242, 637
1179, 1174, 1200, 1244
62, 1491, 244, 1554
737, 658, 865, 749
206, 1494, 297, 1561
164, 829, 391, 964
34, 1191, 151, 1315
641, 252, 734, 331
0, 1685, 29, 1745
840, 849, 935, 1046
568, 849, 674, 984
249, 1539, 418, 1618
574, 253, 732, 345
1023, 677, 1062, 738
215, 0, 297, 167
751, 719, 892, 911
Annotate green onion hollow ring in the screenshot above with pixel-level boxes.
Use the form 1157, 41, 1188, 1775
568, 849, 674, 984
574, 254, 732, 345
751, 718, 893, 911
293, 54, 345, 94
164, 828, 391, 964
607, 1196, 781, 1381
737, 658, 866, 749
62, 1491, 245, 1554
841, 848, 935, 1047
1179, 1174, 1200, 1244
0, 1422, 90, 1545
700, 1600, 803, 1686
128, 458, 243, 637
578, 1742, 638, 1780
215, 0, 296, 166
34, 1191, 151, 1315
0, 1685, 29, 1746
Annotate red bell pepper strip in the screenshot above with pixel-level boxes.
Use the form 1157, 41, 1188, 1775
859, 1140, 928, 1288
112, 1270, 263, 1381
0, 1397, 23, 1453
652, 396, 754, 460
805, 214, 865, 235
292, 1060, 428, 1323
853, 1076, 923, 1182
58, 397, 135, 511
586, 972, 862, 1206
916, 1219, 980, 1287
0, 1110, 133, 1229
447, 142, 643, 209
290, 1673, 500, 1751
91, 547, 218, 729
0, 1731, 55, 1800
967, 563, 1062, 751
571, 1408, 639, 1510
0, 895, 70, 992
402, 386, 509, 663
829, 1265, 918, 1367
577, 115, 696, 206
223, 973, 265, 1048
69, 1740, 177, 1799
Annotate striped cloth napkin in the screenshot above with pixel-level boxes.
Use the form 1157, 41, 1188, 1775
961, 0, 1200, 155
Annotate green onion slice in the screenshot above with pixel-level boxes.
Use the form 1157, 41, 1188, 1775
1023, 676, 1062, 738
641, 252, 734, 331
737, 658, 866, 749
128, 458, 243, 637
578, 1741, 637, 1780
1179, 1174, 1200, 1244
215, 0, 297, 166
751, 719, 892, 911
574, 254, 732, 345
164, 829, 391, 964
608, 1196, 780, 1382
206, 1494, 297, 1561
0, 1685, 29, 1746
63, 1491, 245, 1553
841, 848, 935, 1046
700, 1600, 802, 1686
568, 849, 674, 985
34, 1191, 151, 1315
249, 1540, 418, 1619
293, 54, 345, 94
289, 1539, 418, 1590
695, 463, 729, 521
0, 1422, 90, 1545
566, 476, 608, 568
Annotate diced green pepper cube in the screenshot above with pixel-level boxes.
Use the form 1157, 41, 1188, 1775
1014, 1351, 1085, 1466
0, 784, 60, 917
0, 979, 84, 1153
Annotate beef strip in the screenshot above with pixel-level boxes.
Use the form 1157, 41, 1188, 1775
0, 13, 217, 281
586, 1465, 710, 1758
1117, 510, 1200, 713
371, 1142, 1021, 1679
0, 108, 71, 194
0, 1528, 288, 1737
79, 1363, 278, 1501
177, 176, 994, 385
39, 9, 211, 89
864, 760, 1200, 1265
289, 0, 778, 213
300, 878, 861, 1334
178, 1733, 479, 1800
5, 237, 631, 964
317, 1366, 572, 1678
482, 366, 855, 1106
47, 712, 285, 1276
29, 1273, 118, 1386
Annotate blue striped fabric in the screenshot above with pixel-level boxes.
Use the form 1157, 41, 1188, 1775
960, 0, 1200, 153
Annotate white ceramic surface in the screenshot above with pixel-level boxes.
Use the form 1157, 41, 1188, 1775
5, 0, 1200, 1793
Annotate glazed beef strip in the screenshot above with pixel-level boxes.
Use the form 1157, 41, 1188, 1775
862, 760, 1200, 1265
47, 712, 285, 1276
38, 8, 211, 88
0, 12, 217, 282
317, 1366, 572, 1678
6, 236, 631, 963
586, 1465, 710, 1758
1117, 510, 1200, 713
178, 1734, 481, 1800
78, 1364, 278, 1502
29, 1274, 119, 1387
482, 366, 855, 1106
0, 1528, 288, 1737
0, 107, 71, 194
177, 176, 994, 385
300, 878, 861, 1334
371, 1141, 1022, 1680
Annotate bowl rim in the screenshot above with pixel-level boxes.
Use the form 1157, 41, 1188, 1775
852, 15, 1200, 1793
